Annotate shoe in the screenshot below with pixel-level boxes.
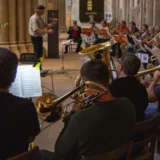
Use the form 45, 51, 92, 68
64, 51, 68, 54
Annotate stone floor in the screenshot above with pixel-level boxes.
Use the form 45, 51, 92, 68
31, 40, 160, 159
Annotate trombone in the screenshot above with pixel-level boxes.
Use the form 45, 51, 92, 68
36, 81, 108, 123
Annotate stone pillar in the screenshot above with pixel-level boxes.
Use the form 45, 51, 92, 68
66, 0, 72, 27
53, 0, 67, 33
8, 0, 19, 55
24, 0, 34, 53
17, 0, 27, 53
153, 0, 160, 25
0, 0, 9, 47
145, 0, 153, 26
31, 0, 38, 14
111, 0, 118, 25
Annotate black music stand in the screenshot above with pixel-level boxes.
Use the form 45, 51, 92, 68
52, 40, 79, 78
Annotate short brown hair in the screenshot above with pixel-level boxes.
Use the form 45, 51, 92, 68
118, 54, 140, 76
80, 60, 109, 87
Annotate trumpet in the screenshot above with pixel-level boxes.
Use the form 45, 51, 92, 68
36, 81, 107, 122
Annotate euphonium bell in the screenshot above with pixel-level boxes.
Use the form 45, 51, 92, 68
36, 93, 65, 122
36, 85, 84, 122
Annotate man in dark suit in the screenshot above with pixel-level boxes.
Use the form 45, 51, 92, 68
65, 20, 82, 53
40, 60, 136, 160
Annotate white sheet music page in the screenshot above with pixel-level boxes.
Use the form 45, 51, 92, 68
9, 65, 42, 98
61, 39, 73, 45
9, 68, 23, 97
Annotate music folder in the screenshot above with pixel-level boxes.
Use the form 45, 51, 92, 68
99, 29, 109, 37
9, 65, 42, 98
113, 35, 129, 45
82, 28, 92, 34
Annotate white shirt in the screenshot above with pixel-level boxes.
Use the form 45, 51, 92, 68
29, 13, 46, 37
84, 33, 96, 45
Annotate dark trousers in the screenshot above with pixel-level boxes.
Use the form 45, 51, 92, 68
65, 38, 82, 53
39, 150, 55, 160
31, 36, 43, 70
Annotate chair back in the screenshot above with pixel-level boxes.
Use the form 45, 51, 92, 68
6, 146, 40, 160
81, 141, 132, 160
132, 115, 159, 158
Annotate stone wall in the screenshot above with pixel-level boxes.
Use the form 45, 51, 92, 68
65, 0, 160, 28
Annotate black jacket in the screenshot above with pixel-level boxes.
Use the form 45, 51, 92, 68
109, 77, 148, 122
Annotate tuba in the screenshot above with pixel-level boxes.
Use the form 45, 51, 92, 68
76, 40, 117, 87
36, 81, 107, 122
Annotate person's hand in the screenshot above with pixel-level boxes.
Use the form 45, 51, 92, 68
141, 79, 151, 88
153, 70, 160, 81
52, 18, 58, 24
48, 29, 54, 34
72, 101, 82, 111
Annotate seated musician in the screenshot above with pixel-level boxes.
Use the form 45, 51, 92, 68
84, 30, 96, 48
126, 22, 140, 46
118, 20, 129, 36
64, 20, 82, 54
112, 20, 129, 58
126, 24, 150, 53
0, 48, 40, 159
109, 54, 148, 122
90, 20, 99, 41
95, 20, 112, 44
40, 60, 136, 160
142, 70, 160, 118
135, 26, 158, 70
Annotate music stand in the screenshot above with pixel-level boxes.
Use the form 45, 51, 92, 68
53, 39, 80, 78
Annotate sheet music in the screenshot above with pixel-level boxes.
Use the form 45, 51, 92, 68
61, 39, 73, 45
137, 52, 149, 63
144, 44, 160, 62
9, 65, 42, 98
9, 69, 23, 97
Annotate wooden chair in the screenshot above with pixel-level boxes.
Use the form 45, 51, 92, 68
81, 141, 132, 160
131, 115, 159, 160
7, 146, 40, 160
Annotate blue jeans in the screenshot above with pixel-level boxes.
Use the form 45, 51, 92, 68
145, 102, 159, 120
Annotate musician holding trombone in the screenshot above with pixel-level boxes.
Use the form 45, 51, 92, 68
40, 60, 136, 160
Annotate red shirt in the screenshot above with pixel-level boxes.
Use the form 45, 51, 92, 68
72, 30, 78, 38
119, 26, 129, 33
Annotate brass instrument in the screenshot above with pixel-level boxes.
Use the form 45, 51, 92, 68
77, 41, 117, 86
36, 81, 107, 122
149, 31, 160, 43
136, 65, 160, 77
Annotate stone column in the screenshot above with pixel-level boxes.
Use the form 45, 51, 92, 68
153, 0, 160, 25
17, 0, 27, 53
31, 0, 38, 14
8, 0, 19, 55
24, 0, 34, 53
145, 0, 153, 26
66, 0, 72, 27
111, 0, 118, 25
0, 0, 9, 47
53, 0, 67, 33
